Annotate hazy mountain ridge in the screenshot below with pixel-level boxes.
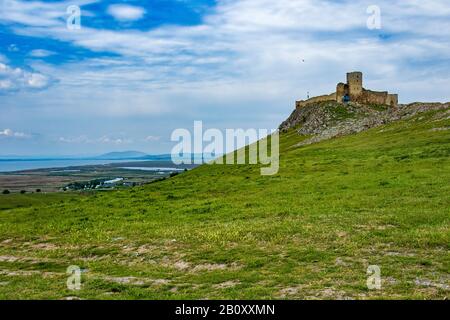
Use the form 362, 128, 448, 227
95, 151, 149, 160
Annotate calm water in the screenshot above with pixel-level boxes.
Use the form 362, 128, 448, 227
0, 159, 138, 173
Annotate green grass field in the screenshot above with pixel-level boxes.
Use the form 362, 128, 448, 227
0, 193, 88, 211
0, 107, 448, 299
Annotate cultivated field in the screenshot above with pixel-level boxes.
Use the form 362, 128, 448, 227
0, 161, 195, 193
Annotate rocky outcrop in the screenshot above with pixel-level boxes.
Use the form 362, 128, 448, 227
279, 101, 450, 146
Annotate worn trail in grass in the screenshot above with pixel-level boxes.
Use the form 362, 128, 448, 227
0, 107, 449, 299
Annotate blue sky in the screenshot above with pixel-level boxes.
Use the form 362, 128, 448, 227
0, 0, 449, 156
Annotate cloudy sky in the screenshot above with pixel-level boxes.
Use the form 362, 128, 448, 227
0, 0, 449, 156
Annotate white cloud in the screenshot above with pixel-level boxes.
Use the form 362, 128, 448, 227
0, 79, 13, 89
144, 135, 161, 142
58, 136, 89, 143
27, 73, 49, 88
98, 135, 133, 144
29, 49, 55, 57
0, 62, 50, 91
8, 44, 19, 52
107, 4, 145, 21
0, 128, 31, 138
59, 135, 133, 145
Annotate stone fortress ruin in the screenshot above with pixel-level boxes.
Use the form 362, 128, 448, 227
296, 72, 398, 109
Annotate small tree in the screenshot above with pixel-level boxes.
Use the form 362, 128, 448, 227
36, 189, 41, 193
20, 190, 26, 194
2, 190, 10, 195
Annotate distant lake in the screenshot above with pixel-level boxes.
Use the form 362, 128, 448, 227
0, 159, 141, 173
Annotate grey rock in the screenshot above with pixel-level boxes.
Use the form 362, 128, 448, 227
278, 101, 450, 147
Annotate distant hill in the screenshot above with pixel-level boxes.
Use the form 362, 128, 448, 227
95, 151, 148, 160
95, 151, 176, 161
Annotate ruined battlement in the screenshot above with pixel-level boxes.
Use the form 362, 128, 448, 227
296, 72, 398, 109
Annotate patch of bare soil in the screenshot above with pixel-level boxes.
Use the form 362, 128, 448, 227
0, 269, 61, 278
102, 276, 170, 286
30, 243, 59, 251
0, 174, 75, 192
311, 287, 353, 300
414, 278, 450, 291
213, 280, 240, 289
278, 287, 301, 298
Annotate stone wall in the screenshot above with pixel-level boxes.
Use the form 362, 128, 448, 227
296, 92, 336, 109
359, 90, 389, 104
386, 94, 398, 107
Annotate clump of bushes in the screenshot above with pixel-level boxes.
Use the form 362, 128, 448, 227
20, 190, 27, 194
2, 190, 10, 194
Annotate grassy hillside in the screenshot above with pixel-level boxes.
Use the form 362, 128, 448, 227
0, 193, 87, 211
0, 107, 449, 299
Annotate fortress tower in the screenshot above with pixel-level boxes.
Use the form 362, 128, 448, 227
347, 72, 363, 98
336, 82, 348, 103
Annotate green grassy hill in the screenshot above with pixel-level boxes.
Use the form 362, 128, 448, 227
0, 105, 449, 299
